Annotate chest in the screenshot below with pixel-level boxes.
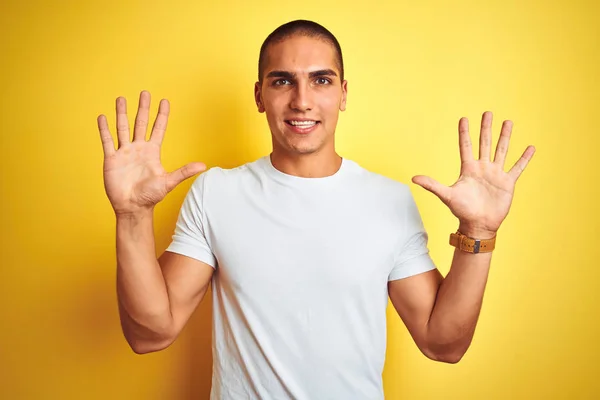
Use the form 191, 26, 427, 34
206, 192, 397, 300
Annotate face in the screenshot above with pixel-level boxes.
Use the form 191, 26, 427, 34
254, 35, 347, 157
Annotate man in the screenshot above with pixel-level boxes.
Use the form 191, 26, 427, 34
97, 20, 535, 399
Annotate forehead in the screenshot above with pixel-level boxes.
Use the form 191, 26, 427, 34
264, 36, 339, 76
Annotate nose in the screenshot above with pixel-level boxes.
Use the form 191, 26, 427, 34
289, 81, 312, 112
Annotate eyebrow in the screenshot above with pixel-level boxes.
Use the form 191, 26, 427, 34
265, 69, 338, 80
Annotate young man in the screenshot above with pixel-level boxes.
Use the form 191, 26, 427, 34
97, 20, 535, 400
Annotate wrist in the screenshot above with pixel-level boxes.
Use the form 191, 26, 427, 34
115, 207, 155, 221
457, 223, 497, 240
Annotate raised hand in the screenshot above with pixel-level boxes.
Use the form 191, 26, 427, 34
97, 91, 206, 216
412, 111, 535, 238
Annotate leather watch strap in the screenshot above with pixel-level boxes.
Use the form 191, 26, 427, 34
449, 231, 496, 254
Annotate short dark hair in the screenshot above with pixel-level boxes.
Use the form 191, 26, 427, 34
258, 20, 344, 83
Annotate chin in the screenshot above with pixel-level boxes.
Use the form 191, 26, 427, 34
272, 136, 314, 154
296, 136, 330, 152
291, 147, 321, 155
271, 126, 333, 156
276, 140, 315, 154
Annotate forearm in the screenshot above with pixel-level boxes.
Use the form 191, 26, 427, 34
116, 210, 173, 351
426, 229, 494, 361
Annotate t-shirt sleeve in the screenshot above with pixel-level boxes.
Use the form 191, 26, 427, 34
388, 189, 437, 281
165, 171, 217, 268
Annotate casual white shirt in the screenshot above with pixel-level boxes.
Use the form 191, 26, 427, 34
166, 155, 436, 399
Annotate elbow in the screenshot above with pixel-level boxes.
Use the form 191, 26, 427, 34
429, 351, 465, 364
128, 335, 175, 355
421, 341, 470, 364
120, 318, 177, 355
423, 348, 466, 364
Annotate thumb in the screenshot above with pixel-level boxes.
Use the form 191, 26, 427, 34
166, 162, 207, 192
412, 175, 451, 203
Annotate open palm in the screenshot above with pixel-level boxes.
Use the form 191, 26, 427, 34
412, 112, 535, 237
97, 91, 206, 216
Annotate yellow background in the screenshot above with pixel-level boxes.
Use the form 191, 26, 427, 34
1, 0, 598, 398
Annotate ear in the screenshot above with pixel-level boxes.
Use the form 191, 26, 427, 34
339, 80, 348, 111
254, 82, 265, 113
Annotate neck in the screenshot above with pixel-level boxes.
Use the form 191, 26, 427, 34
269, 150, 342, 178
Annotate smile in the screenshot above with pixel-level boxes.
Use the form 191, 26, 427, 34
285, 120, 321, 134
287, 120, 318, 126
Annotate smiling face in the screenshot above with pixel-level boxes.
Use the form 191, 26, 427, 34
255, 35, 347, 158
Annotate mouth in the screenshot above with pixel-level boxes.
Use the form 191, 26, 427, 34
285, 119, 321, 134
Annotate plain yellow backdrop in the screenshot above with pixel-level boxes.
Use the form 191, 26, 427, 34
1, 0, 598, 399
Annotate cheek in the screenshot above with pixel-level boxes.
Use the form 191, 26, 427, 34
264, 102, 287, 131
322, 90, 342, 107
321, 94, 342, 118
263, 94, 287, 114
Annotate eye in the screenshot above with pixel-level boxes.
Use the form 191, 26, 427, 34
315, 77, 331, 85
273, 79, 292, 86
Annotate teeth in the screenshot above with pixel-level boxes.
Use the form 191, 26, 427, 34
289, 120, 316, 126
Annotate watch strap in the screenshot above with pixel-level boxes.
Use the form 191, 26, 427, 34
449, 231, 496, 254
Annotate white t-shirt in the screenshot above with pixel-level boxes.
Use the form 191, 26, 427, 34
166, 155, 437, 400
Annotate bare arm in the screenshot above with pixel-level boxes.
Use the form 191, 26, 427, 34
389, 112, 535, 363
388, 239, 492, 363
116, 211, 213, 354
98, 91, 211, 354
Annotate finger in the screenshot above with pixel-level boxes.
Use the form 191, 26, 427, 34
149, 99, 170, 145
116, 96, 130, 148
97, 114, 115, 157
412, 175, 451, 204
458, 117, 473, 165
479, 111, 493, 161
166, 162, 207, 192
133, 90, 151, 141
508, 145, 536, 182
493, 120, 513, 168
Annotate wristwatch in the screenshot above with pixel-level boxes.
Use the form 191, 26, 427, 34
449, 231, 496, 254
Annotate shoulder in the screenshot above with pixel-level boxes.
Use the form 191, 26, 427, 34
345, 158, 413, 201
343, 159, 424, 231
189, 157, 266, 194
